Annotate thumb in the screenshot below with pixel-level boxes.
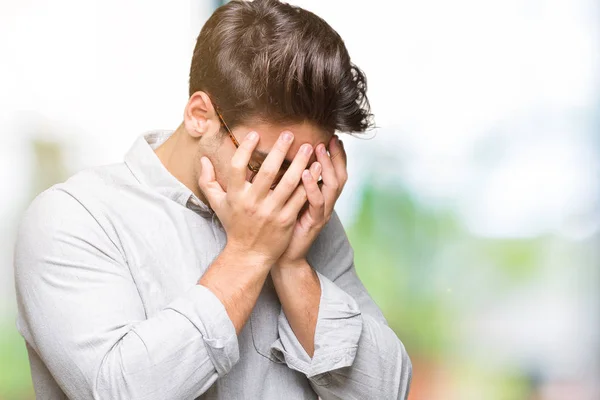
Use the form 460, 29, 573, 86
198, 156, 225, 208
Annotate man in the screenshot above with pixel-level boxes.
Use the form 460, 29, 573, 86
14, 0, 412, 399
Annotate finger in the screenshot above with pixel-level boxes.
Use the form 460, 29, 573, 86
271, 143, 313, 204
294, 162, 321, 218
228, 131, 259, 193
329, 135, 348, 186
309, 160, 321, 180
198, 156, 226, 210
250, 131, 295, 197
281, 162, 321, 219
315, 141, 339, 212
303, 164, 325, 222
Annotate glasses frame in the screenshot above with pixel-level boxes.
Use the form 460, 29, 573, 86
215, 108, 262, 182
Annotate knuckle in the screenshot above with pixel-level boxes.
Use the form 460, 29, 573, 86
295, 185, 307, 199
300, 191, 308, 203
307, 179, 319, 191
261, 168, 277, 181
314, 196, 325, 207
272, 149, 291, 162
277, 213, 294, 227
274, 140, 291, 153
230, 158, 246, 171
280, 175, 299, 189
243, 202, 259, 216
242, 141, 254, 149
339, 174, 348, 186
264, 209, 276, 222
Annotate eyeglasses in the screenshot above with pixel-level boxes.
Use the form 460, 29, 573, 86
215, 108, 288, 188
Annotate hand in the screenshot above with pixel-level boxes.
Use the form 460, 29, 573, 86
276, 135, 347, 269
197, 131, 314, 266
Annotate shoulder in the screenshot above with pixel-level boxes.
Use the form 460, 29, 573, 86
19, 162, 132, 229
19, 185, 88, 233
64, 162, 139, 199
16, 185, 104, 257
15, 164, 132, 261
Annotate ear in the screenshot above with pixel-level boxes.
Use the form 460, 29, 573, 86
184, 91, 219, 138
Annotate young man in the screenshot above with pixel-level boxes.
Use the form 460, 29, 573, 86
14, 0, 412, 398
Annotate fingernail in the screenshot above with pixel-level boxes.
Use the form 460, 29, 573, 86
302, 169, 312, 180
318, 144, 327, 154
301, 144, 313, 155
247, 131, 258, 141
282, 132, 293, 142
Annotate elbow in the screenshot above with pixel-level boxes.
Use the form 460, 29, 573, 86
364, 317, 413, 399
93, 330, 222, 400
395, 339, 412, 399
94, 334, 145, 400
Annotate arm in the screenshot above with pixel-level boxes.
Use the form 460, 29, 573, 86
271, 212, 412, 399
14, 188, 240, 400
15, 127, 317, 399
270, 260, 320, 357
268, 136, 412, 398
14, 128, 313, 399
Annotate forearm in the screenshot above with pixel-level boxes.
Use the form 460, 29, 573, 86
20, 281, 241, 400
99, 246, 274, 398
270, 208, 412, 398
199, 244, 273, 335
270, 260, 321, 357
97, 296, 232, 400
270, 272, 412, 399
32, 245, 269, 400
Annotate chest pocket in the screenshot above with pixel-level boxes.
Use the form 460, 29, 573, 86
250, 274, 282, 362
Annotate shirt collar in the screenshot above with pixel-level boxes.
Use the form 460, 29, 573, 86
124, 130, 213, 215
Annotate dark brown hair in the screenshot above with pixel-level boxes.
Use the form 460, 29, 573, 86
189, 0, 373, 134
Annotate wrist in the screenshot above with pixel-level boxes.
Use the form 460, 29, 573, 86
271, 259, 317, 292
223, 242, 276, 270
272, 258, 310, 275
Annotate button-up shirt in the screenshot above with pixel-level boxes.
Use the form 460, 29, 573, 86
14, 131, 412, 399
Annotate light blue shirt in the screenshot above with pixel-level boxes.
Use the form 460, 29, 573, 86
14, 131, 412, 399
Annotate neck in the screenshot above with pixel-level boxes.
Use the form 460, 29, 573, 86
154, 123, 208, 205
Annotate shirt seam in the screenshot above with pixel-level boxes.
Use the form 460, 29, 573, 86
52, 187, 127, 264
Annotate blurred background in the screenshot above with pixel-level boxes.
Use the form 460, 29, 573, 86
0, 0, 598, 399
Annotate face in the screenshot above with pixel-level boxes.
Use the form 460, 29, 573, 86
211, 119, 330, 192
184, 91, 331, 195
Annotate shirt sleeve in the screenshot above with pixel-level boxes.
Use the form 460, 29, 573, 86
13, 187, 239, 400
270, 211, 412, 399
270, 270, 363, 379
